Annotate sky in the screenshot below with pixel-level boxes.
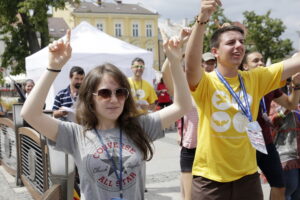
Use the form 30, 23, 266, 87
123, 0, 300, 50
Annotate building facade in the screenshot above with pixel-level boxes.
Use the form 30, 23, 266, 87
52, 0, 159, 68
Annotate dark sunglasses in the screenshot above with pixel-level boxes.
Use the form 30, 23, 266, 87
132, 65, 145, 69
93, 88, 129, 100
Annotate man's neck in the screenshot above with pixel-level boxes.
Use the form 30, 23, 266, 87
132, 76, 142, 81
216, 64, 239, 78
70, 85, 78, 95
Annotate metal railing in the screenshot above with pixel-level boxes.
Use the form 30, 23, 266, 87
0, 105, 68, 200
0, 117, 17, 176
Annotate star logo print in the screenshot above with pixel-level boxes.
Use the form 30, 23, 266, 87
102, 148, 131, 177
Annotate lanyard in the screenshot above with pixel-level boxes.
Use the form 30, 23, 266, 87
260, 97, 267, 114
215, 69, 252, 122
95, 128, 123, 198
132, 79, 143, 99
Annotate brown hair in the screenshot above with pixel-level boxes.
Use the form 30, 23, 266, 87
210, 25, 244, 48
76, 63, 154, 161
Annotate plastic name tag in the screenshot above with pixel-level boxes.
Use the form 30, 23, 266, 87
246, 121, 268, 154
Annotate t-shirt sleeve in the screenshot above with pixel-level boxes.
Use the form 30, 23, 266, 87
53, 121, 83, 155
138, 112, 164, 141
253, 62, 285, 97
191, 72, 210, 107
148, 86, 158, 104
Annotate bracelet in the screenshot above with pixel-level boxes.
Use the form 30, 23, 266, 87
196, 15, 209, 25
47, 68, 61, 73
293, 87, 300, 91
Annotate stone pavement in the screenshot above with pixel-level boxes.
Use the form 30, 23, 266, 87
0, 130, 271, 200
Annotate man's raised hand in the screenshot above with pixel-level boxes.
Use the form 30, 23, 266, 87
199, 0, 222, 22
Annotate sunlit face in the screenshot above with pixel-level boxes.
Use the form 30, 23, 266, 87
131, 61, 145, 79
202, 59, 216, 72
70, 72, 85, 89
25, 82, 34, 94
243, 52, 265, 71
213, 31, 245, 69
93, 74, 126, 125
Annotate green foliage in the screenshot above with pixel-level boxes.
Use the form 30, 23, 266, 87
0, 0, 79, 79
243, 10, 293, 63
189, 8, 293, 63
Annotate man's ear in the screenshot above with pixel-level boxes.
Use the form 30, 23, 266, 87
242, 64, 248, 71
211, 48, 218, 58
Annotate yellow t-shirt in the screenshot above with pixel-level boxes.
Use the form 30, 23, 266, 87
191, 62, 285, 182
128, 78, 158, 113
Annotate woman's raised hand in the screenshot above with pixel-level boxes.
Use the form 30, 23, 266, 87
161, 31, 182, 64
48, 29, 72, 70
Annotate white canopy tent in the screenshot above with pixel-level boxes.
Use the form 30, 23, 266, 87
25, 21, 154, 109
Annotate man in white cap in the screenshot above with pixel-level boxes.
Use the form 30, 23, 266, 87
202, 52, 216, 72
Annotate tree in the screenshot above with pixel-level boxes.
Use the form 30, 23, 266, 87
243, 11, 293, 63
0, 0, 79, 76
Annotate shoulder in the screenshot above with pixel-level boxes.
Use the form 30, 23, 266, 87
57, 87, 71, 97
128, 77, 133, 82
142, 79, 154, 87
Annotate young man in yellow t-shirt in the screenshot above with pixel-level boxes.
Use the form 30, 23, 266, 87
128, 57, 158, 114
185, 0, 300, 200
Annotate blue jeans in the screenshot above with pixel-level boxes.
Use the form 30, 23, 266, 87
283, 169, 300, 200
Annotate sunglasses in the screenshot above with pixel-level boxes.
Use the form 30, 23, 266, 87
93, 88, 129, 100
132, 65, 145, 69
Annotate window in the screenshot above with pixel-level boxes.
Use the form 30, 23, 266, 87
132, 24, 139, 37
96, 23, 103, 31
115, 23, 122, 37
146, 24, 152, 37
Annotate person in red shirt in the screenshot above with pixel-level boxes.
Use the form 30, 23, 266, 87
156, 78, 172, 109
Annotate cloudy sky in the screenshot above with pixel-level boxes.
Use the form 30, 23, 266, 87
124, 0, 300, 50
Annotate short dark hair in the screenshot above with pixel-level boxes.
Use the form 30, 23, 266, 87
131, 57, 145, 65
210, 25, 244, 49
69, 66, 85, 78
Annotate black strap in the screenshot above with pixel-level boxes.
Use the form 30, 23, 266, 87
180, 117, 184, 146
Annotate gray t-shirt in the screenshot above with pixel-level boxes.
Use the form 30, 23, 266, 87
54, 112, 163, 200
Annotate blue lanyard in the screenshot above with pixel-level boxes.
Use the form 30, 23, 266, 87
215, 69, 252, 122
260, 97, 267, 114
95, 128, 123, 198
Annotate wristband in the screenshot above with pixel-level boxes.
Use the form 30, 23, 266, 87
196, 15, 209, 25
47, 68, 61, 73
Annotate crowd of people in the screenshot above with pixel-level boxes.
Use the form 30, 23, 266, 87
0, 0, 299, 199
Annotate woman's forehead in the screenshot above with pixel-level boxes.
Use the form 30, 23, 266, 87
97, 74, 120, 88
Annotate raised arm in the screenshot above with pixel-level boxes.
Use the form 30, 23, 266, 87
281, 53, 300, 81
161, 27, 192, 96
158, 35, 192, 129
185, 0, 221, 90
274, 72, 300, 110
21, 30, 72, 141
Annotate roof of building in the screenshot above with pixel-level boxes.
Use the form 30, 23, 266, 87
71, 1, 158, 15
48, 17, 69, 38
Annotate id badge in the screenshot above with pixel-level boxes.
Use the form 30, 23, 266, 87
246, 121, 268, 154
